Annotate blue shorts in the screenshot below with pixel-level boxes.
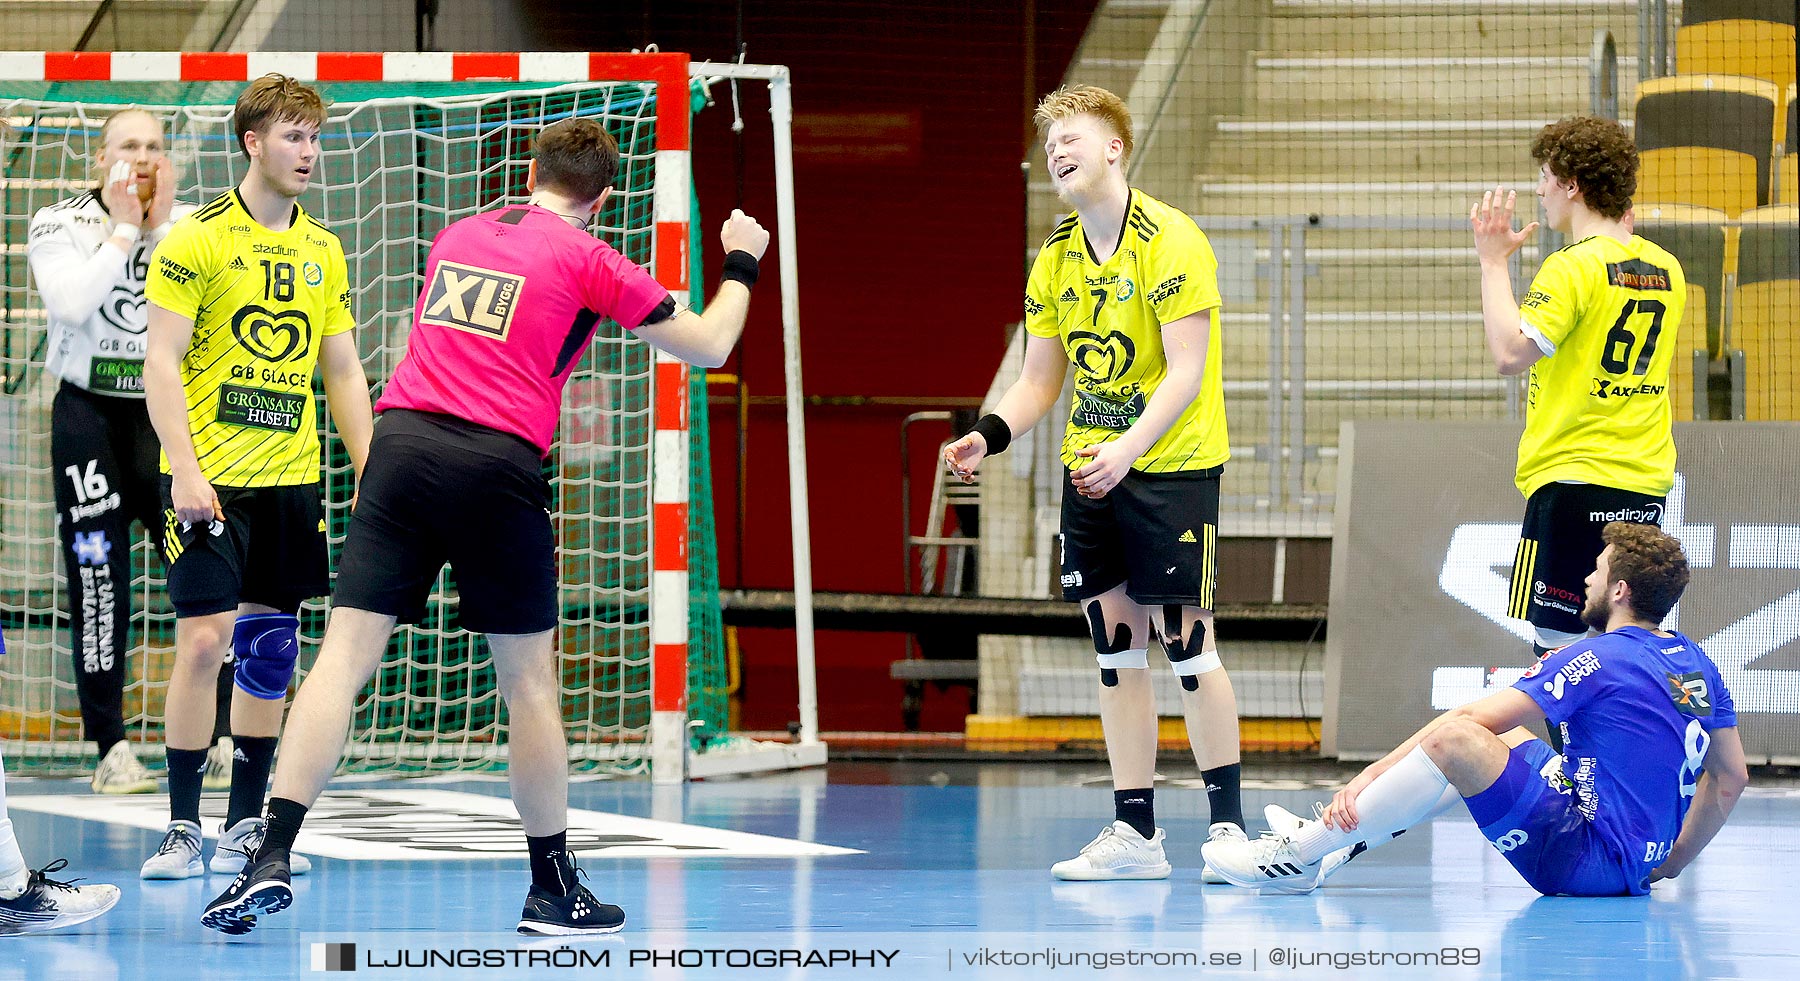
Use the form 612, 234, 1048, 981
1463, 740, 1640, 896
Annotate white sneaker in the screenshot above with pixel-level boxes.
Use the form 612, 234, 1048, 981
202, 737, 234, 793
1201, 822, 1247, 884
91, 742, 157, 795
1265, 803, 1361, 885
1051, 821, 1171, 881
0, 860, 121, 933
209, 818, 311, 876
140, 821, 204, 880
1201, 828, 1322, 894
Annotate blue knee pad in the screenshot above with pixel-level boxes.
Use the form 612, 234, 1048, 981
232, 613, 300, 700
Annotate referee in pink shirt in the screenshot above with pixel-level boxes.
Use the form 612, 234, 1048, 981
201, 117, 769, 937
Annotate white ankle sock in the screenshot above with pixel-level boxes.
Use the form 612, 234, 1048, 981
1291, 745, 1452, 864
1, 750, 27, 899
0, 825, 24, 899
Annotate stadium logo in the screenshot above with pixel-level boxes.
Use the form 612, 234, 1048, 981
1068, 329, 1135, 383
420, 261, 525, 341
231, 305, 313, 362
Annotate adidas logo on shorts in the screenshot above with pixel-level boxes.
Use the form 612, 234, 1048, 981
1178, 529, 1197, 543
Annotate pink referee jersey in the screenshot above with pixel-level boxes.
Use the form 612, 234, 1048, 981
376, 204, 672, 455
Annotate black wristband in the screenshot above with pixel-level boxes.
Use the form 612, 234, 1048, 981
971, 413, 1012, 456
720, 250, 759, 289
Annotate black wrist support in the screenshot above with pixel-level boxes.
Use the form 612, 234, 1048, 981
971, 413, 1012, 456
720, 250, 759, 289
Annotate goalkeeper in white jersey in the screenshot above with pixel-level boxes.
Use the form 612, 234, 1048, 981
26, 108, 232, 795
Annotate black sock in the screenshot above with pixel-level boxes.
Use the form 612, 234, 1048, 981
226, 735, 278, 828
1200, 763, 1246, 829
1113, 788, 1156, 839
166, 747, 209, 825
261, 797, 308, 857
212, 665, 234, 743
527, 831, 576, 896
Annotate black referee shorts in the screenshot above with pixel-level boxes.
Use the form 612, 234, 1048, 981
1508, 481, 1666, 635
1059, 465, 1222, 609
333, 409, 556, 635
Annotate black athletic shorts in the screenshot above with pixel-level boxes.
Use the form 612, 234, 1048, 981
1059, 465, 1221, 608
333, 408, 556, 635
159, 477, 327, 618
1508, 481, 1666, 634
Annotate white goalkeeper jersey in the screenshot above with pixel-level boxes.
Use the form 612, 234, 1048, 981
26, 191, 194, 396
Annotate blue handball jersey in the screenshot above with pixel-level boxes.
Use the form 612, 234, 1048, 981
1515, 626, 1737, 877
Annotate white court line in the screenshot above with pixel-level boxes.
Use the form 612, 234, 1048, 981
6, 788, 862, 861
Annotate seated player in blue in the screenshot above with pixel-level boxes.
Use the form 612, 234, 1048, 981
1204, 521, 1747, 896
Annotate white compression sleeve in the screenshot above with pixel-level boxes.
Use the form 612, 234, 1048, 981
1290, 745, 1453, 864
0, 743, 28, 898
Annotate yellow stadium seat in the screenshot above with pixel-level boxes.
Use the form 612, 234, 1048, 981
1639, 147, 1761, 217
1635, 204, 1726, 420
1732, 205, 1799, 420
1678, 20, 1797, 88
1780, 84, 1797, 203
1633, 76, 1781, 215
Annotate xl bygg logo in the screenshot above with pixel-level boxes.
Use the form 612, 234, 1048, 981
231, 305, 312, 362
420, 260, 525, 340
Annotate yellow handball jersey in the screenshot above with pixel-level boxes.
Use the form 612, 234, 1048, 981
1515, 234, 1686, 499
145, 191, 354, 488
1025, 190, 1228, 473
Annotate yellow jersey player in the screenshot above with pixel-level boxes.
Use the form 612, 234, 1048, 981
1472, 116, 1685, 734
139, 74, 373, 883
943, 85, 1247, 882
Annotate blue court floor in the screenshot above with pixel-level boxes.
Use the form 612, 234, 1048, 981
1, 760, 1795, 980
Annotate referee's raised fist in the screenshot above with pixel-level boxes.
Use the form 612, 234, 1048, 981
721, 209, 770, 260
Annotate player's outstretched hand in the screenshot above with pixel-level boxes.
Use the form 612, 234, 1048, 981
943, 433, 987, 484
1470, 186, 1538, 265
102, 160, 140, 229
146, 157, 176, 228
1069, 439, 1136, 499
1648, 864, 1678, 883
721, 209, 770, 261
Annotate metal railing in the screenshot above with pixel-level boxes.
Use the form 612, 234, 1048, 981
1201, 214, 1524, 513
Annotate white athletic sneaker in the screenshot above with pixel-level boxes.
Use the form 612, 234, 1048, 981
140, 821, 204, 880
1200, 829, 1322, 894
209, 818, 312, 876
1201, 822, 1247, 884
1264, 803, 1361, 886
202, 737, 234, 793
0, 860, 121, 934
91, 742, 157, 795
1051, 821, 1172, 881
